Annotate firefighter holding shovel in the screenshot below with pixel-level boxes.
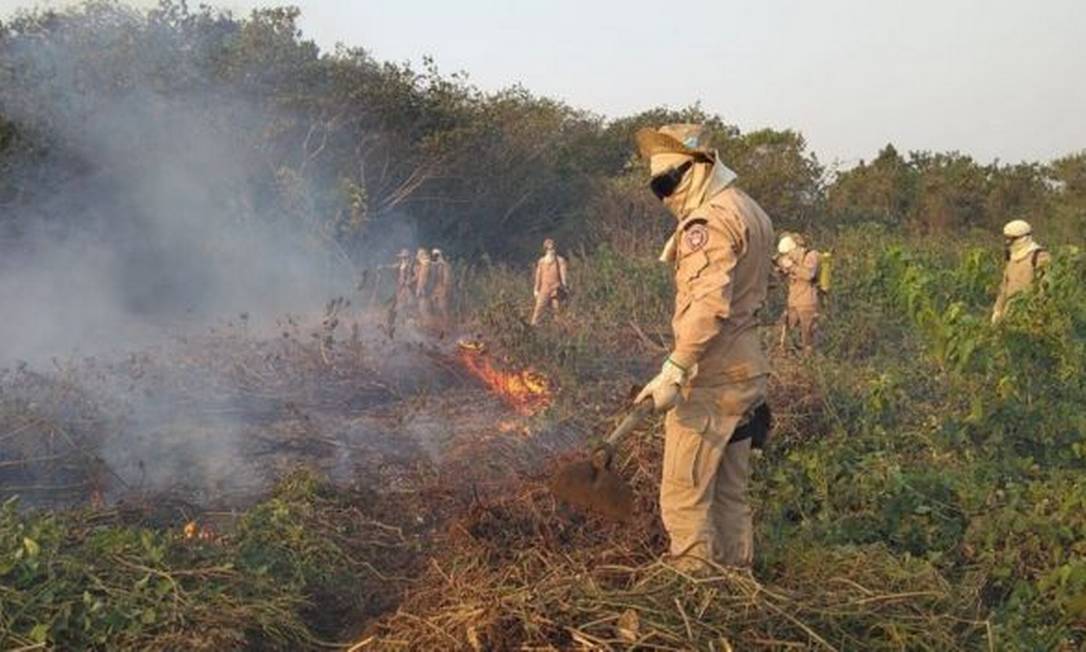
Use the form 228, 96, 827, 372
632, 124, 775, 573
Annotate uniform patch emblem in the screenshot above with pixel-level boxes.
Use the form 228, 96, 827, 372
684, 224, 709, 251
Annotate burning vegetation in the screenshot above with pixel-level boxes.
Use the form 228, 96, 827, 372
456, 339, 553, 416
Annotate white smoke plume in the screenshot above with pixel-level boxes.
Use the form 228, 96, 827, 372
0, 5, 410, 503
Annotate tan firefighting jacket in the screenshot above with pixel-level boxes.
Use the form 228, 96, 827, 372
397, 259, 414, 289
415, 259, 432, 298
785, 247, 820, 311
993, 239, 1050, 321
534, 255, 568, 297
669, 186, 774, 386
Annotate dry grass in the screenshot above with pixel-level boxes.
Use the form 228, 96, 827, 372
362, 449, 989, 650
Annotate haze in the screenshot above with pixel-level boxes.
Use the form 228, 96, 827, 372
3, 0, 1084, 164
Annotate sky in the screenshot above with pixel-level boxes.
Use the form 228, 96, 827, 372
2, 0, 1084, 166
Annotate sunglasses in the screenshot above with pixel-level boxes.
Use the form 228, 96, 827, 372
649, 160, 694, 199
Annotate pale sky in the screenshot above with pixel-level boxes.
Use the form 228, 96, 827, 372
3, 0, 1084, 165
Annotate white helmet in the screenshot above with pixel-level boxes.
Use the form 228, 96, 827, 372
777, 235, 797, 255
1002, 220, 1032, 238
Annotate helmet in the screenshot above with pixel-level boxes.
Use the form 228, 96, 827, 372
777, 235, 797, 255
1003, 220, 1032, 238
431, 248, 442, 256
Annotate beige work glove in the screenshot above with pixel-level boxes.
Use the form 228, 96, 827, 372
635, 357, 691, 412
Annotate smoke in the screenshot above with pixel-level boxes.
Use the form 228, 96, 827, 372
0, 81, 354, 364
0, 6, 394, 503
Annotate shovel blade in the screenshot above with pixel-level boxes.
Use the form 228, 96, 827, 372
549, 459, 635, 522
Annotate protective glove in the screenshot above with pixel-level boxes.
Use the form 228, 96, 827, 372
635, 357, 691, 412
533, 290, 540, 299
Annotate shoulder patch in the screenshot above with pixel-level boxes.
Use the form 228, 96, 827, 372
683, 223, 709, 251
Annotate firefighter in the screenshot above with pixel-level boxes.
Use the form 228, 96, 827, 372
431, 248, 453, 334
776, 234, 822, 354
394, 249, 415, 311
414, 247, 433, 328
992, 220, 1050, 323
633, 124, 774, 572
530, 238, 570, 326
379, 248, 415, 337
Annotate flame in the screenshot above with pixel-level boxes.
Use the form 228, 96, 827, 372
183, 520, 217, 542
456, 342, 552, 415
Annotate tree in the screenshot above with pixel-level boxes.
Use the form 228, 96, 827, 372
826, 144, 916, 225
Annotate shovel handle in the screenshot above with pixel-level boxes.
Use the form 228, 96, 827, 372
604, 398, 655, 446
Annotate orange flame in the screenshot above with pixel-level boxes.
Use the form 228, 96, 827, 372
456, 344, 552, 415
183, 520, 217, 542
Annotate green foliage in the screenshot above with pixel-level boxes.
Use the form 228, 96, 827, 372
758, 229, 1086, 649
828, 146, 1075, 235
463, 244, 671, 386
0, 2, 830, 261
0, 470, 404, 650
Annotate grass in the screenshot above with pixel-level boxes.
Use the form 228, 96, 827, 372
2, 223, 1084, 650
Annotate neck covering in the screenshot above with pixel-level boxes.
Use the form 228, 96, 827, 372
652, 152, 737, 220
1008, 235, 1040, 262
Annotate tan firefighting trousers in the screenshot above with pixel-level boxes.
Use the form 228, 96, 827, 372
661, 375, 766, 570
416, 296, 433, 328
432, 292, 450, 333
530, 290, 563, 326
395, 286, 414, 313
786, 307, 818, 352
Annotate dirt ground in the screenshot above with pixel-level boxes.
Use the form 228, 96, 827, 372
0, 303, 581, 511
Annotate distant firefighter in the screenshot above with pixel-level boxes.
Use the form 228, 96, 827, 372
992, 220, 1050, 323
776, 234, 822, 354
414, 247, 433, 327
394, 249, 415, 311
382, 248, 416, 338
530, 238, 569, 326
430, 248, 453, 334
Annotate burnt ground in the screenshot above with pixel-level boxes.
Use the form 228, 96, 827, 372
0, 306, 578, 516
1, 304, 845, 648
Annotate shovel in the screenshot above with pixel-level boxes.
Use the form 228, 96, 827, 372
549, 399, 654, 521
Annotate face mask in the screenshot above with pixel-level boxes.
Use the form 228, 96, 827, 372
649, 160, 694, 199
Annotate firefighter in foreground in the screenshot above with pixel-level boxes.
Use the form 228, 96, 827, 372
530, 238, 569, 326
992, 220, 1050, 323
430, 248, 453, 334
633, 124, 774, 572
776, 233, 822, 353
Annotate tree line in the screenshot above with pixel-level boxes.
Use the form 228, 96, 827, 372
1, 1, 1082, 265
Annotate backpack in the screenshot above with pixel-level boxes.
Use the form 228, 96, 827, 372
817, 251, 833, 293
